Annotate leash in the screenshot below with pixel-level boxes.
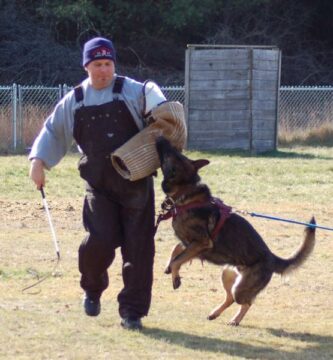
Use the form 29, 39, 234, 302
22, 187, 61, 293
236, 209, 333, 231
154, 197, 177, 235
155, 196, 333, 234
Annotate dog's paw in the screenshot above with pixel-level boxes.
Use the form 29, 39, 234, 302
227, 320, 240, 326
207, 314, 217, 321
173, 276, 181, 289
164, 266, 171, 274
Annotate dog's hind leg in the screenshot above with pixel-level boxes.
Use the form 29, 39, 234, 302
208, 266, 237, 320
229, 263, 272, 326
228, 304, 251, 326
165, 243, 185, 274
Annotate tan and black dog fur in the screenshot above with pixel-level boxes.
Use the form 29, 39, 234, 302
155, 136, 316, 326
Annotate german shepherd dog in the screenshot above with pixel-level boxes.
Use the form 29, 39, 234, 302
155, 136, 316, 326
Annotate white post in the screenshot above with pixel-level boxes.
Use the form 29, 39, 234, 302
12, 84, 17, 150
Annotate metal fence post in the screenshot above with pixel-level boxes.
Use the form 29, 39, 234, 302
12, 83, 17, 150
17, 85, 23, 148
62, 84, 69, 97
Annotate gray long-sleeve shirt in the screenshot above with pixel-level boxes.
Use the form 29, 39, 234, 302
29, 75, 165, 169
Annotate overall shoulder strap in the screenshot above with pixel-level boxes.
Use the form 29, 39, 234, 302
74, 85, 84, 103
113, 76, 125, 95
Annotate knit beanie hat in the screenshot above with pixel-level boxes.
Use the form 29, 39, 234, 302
82, 37, 116, 66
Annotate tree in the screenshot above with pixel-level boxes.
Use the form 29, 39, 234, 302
0, 0, 333, 85
205, 0, 333, 84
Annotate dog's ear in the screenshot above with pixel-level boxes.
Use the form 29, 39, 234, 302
191, 159, 210, 171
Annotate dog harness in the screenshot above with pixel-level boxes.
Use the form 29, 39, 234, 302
155, 197, 232, 240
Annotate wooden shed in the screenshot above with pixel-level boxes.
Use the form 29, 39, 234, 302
184, 45, 281, 152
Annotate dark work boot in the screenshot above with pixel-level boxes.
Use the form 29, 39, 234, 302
83, 293, 101, 316
120, 316, 143, 330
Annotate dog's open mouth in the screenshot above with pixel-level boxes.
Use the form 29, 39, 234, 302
156, 136, 171, 164
156, 136, 208, 196
161, 180, 172, 194
156, 136, 175, 193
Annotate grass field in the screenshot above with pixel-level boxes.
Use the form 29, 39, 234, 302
0, 147, 333, 360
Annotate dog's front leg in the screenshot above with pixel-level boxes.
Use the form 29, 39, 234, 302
170, 239, 212, 289
165, 243, 185, 274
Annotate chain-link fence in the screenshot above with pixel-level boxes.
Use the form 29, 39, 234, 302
0, 86, 15, 151
0, 85, 62, 151
0, 84, 185, 151
0, 84, 333, 151
19, 86, 62, 150
279, 86, 333, 131
161, 86, 185, 104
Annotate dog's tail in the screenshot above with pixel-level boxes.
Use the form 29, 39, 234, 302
273, 216, 316, 275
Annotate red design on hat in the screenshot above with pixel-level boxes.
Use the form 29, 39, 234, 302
91, 46, 113, 58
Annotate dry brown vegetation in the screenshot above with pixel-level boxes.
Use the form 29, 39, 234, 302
2, 102, 333, 153
279, 121, 333, 147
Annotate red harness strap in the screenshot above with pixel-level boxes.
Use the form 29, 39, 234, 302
210, 198, 232, 240
154, 197, 232, 240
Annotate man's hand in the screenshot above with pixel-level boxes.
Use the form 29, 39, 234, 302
29, 158, 46, 190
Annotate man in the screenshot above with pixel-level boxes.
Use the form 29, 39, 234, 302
29, 37, 166, 330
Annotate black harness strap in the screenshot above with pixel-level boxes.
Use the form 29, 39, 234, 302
113, 75, 125, 94
74, 85, 84, 103
74, 76, 126, 103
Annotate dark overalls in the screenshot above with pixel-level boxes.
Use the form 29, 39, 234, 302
73, 77, 155, 319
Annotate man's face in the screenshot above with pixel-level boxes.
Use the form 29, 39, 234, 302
85, 59, 115, 90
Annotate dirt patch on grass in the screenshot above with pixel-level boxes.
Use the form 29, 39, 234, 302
0, 198, 83, 230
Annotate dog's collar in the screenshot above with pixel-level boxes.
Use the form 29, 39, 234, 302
166, 185, 208, 206
161, 195, 208, 217
155, 196, 232, 239
165, 191, 188, 205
